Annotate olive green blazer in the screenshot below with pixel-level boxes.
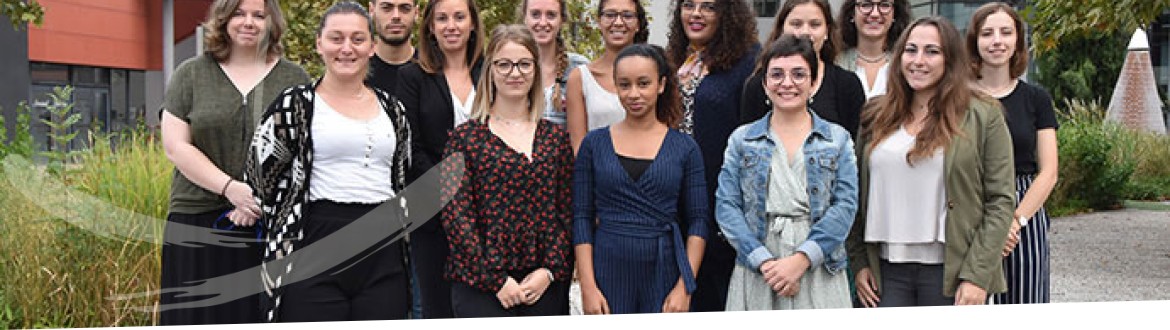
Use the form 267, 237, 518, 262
847, 98, 1016, 297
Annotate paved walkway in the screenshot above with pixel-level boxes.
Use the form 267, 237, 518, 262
1051, 208, 1170, 302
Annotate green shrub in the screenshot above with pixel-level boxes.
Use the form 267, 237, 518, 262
1049, 99, 1136, 215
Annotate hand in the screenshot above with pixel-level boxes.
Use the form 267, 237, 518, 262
580, 282, 610, 315
226, 209, 257, 227
661, 281, 691, 313
223, 180, 260, 220
855, 267, 880, 308
762, 254, 810, 297
954, 281, 987, 305
519, 268, 553, 305
1003, 217, 1023, 256
496, 277, 527, 309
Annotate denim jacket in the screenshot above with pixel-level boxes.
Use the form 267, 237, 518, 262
715, 110, 859, 274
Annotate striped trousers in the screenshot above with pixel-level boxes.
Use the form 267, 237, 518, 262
991, 174, 1051, 304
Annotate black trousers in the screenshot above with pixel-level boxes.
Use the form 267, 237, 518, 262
450, 276, 570, 318
279, 201, 410, 322
159, 209, 263, 325
877, 259, 951, 307
690, 232, 736, 312
409, 218, 455, 318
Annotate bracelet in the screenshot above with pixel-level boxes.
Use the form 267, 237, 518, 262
543, 268, 554, 282
219, 178, 234, 196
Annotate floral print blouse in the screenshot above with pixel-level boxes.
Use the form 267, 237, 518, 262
440, 119, 574, 293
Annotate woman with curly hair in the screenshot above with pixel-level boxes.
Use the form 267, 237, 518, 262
664, 0, 760, 312
835, 0, 911, 99
741, 0, 865, 140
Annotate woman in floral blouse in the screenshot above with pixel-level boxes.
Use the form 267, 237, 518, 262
440, 24, 574, 317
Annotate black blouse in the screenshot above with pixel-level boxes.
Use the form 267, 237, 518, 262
999, 81, 1059, 175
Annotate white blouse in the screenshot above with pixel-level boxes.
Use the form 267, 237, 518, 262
308, 97, 397, 203
864, 127, 947, 264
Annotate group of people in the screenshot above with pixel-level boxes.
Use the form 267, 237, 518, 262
158, 0, 1059, 325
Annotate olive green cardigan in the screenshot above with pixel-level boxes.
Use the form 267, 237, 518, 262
847, 98, 1016, 297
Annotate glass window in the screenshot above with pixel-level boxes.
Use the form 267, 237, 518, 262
754, 0, 780, 18
30, 63, 68, 84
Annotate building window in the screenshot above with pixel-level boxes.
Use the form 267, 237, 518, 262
755, 0, 780, 18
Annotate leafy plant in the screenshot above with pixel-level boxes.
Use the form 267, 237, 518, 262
38, 86, 84, 175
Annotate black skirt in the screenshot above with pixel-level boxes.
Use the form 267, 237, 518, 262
158, 209, 263, 325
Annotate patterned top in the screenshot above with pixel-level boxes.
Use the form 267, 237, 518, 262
244, 79, 412, 322
677, 46, 708, 136
440, 119, 574, 293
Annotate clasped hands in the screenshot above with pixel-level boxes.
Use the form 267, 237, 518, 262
496, 268, 553, 309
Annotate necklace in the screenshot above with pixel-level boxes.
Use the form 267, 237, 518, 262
857, 52, 888, 64
977, 79, 1016, 98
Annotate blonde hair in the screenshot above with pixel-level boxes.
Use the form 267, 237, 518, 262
471, 24, 545, 123
201, 0, 287, 62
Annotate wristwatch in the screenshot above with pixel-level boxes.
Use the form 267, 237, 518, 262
1017, 215, 1030, 227
543, 268, 555, 282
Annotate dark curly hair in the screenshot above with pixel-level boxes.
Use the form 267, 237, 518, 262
838, 0, 912, 52
597, 0, 649, 44
614, 44, 682, 128
665, 0, 758, 73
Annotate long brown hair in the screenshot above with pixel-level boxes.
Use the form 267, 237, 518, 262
862, 16, 983, 165
966, 2, 1028, 79
416, 0, 485, 74
518, 0, 572, 108
665, 0, 758, 73
471, 24, 545, 123
766, 0, 840, 63
202, 0, 287, 62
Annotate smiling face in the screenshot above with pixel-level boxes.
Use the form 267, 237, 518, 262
317, 12, 375, 79
900, 24, 945, 94
763, 55, 813, 113
431, 0, 474, 55
614, 55, 665, 121
975, 11, 1017, 70
371, 0, 417, 46
227, 0, 269, 49
598, 0, 639, 49
679, 0, 719, 47
783, 3, 829, 53
524, 0, 563, 47
854, 0, 894, 41
490, 41, 537, 101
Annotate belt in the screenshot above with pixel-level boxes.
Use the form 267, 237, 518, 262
598, 220, 698, 294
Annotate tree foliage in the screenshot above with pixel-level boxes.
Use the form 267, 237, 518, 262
280, 0, 602, 77
1033, 32, 1126, 106
2, 0, 44, 30
1025, 0, 1170, 54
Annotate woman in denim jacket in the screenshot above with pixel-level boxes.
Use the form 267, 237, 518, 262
716, 35, 859, 310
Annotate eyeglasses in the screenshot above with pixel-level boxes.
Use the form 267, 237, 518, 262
600, 10, 637, 24
492, 58, 536, 75
680, 1, 716, 16
766, 68, 810, 85
857, 1, 894, 14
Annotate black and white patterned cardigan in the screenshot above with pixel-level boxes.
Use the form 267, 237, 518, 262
243, 79, 411, 322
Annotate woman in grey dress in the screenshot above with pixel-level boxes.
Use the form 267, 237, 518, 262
715, 34, 858, 310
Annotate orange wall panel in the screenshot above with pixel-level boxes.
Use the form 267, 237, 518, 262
28, 0, 212, 71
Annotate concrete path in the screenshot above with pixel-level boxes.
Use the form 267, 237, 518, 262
1051, 208, 1170, 302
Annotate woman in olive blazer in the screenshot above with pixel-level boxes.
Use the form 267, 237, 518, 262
846, 17, 1015, 308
